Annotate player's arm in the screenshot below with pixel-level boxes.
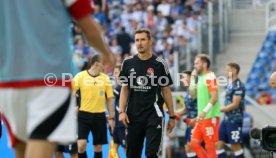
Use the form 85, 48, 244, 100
76, 16, 110, 57
221, 95, 242, 112
162, 86, 175, 133
66, 0, 114, 68
162, 86, 174, 117
105, 78, 115, 132
119, 84, 128, 113
119, 84, 130, 127
189, 70, 197, 99
106, 97, 115, 119
209, 90, 218, 105
71, 75, 80, 94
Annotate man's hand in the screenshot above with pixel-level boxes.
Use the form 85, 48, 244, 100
191, 69, 197, 76
189, 118, 196, 127
197, 112, 206, 122
108, 119, 115, 134
167, 119, 175, 133
119, 112, 129, 128
220, 107, 227, 112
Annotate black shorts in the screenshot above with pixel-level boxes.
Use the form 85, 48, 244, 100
78, 111, 108, 145
113, 127, 127, 148
127, 118, 163, 158
57, 143, 78, 154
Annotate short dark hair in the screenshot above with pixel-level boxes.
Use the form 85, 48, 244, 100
196, 54, 211, 68
134, 28, 152, 40
89, 54, 101, 67
182, 70, 192, 76
227, 62, 240, 74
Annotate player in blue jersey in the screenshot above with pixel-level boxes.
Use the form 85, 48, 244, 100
0, 1, 114, 158
178, 70, 198, 158
112, 64, 127, 155
216, 63, 245, 158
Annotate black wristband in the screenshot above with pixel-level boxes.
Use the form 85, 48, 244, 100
169, 115, 176, 120
108, 117, 114, 120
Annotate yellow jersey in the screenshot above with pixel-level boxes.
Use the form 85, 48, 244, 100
72, 71, 114, 113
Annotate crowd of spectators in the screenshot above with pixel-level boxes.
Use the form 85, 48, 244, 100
71, 0, 209, 75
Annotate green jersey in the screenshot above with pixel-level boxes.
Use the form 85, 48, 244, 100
197, 72, 220, 119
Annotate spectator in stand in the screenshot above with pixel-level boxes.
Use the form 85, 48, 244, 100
131, 2, 146, 24
108, 1, 122, 24
172, 21, 191, 40
110, 38, 123, 64
116, 27, 133, 57
120, 4, 133, 31
93, 4, 107, 26
157, 0, 171, 17
256, 88, 273, 105
94, 0, 107, 13
144, 5, 158, 30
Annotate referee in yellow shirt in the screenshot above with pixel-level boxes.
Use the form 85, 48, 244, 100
72, 54, 115, 158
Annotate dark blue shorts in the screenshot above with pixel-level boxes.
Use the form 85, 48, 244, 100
57, 143, 77, 154
184, 126, 193, 144
219, 121, 243, 144
113, 127, 126, 148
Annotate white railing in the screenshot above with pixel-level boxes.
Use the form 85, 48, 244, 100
266, 0, 276, 32
231, 0, 271, 9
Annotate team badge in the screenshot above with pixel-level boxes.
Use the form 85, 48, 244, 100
147, 67, 154, 77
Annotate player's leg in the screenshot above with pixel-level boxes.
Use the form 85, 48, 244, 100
127, 121, 145, 158
26, 140, 56, 158
55, 152, 65, 158
185, 143, 197, 158
113, 128, 120, 154
92, 113, 108, 158
14, 142, 26, 158
0, 89, 28, 158
26, 87, 77, 158
184, 127, 197, 158
202, 117, 219, 158
55, 145, 65, 158
190, 123, 208, 158
70, 153, 78, 158
77, 139, 87, 158
216, 121, 227, 158
64, 143, 78, 158
118, 127, 127, 155
228, 122, 244, 158
77, 112, 91, 158
145, 118, 163, 158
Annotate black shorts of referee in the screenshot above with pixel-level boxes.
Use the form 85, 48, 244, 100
77, 111, 108, 145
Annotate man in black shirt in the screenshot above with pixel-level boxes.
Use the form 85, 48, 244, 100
119, 28, 176, 158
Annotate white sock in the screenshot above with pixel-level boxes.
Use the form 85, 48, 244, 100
187, 152, 197, 157
216, 149, 225, 154
234, 149, 244, 156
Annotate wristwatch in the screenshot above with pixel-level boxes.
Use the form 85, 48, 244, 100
169, 115, 176, 120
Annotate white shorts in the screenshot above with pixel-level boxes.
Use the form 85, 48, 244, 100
0, 87, 77, 147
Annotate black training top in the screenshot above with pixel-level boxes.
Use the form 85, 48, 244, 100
119, 54, 173, 122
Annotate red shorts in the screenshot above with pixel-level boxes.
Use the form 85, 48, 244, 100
191, 117, 220, 142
